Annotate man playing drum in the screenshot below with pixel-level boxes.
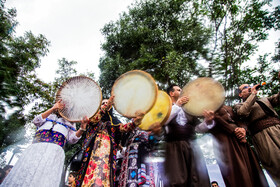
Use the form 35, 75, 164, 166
163, 84, 214, 187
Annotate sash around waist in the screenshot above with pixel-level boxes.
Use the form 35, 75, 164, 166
33, 129, 67, 148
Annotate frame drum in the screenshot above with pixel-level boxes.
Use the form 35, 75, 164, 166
139, 90, 172, 131
181, 77, 225, 116
56, 76, 102, 122
111, 70, 158, 118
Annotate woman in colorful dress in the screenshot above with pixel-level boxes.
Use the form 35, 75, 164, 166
1, 99, 89, 187
75, 97, 143, 187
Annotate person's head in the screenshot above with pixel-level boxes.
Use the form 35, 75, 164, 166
0, 168, 5, 183
3, 165, 13, 176
238, 84, 251, 101
167, 84, 181, 101
101, 99, 108, 106
211, 181, 219, 187
68, 172, 77, 184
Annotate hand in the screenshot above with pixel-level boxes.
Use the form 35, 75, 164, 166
52, 99, 65, 110
239, 137, 247, 143
149, 122, 162, 135
80, 116, 89, 129
203, 110, 214, 124
251, 84, 260, 94
108, 95, 115, 106
176, 96, 189, 107
234, 127, 246, 140
133, 111, 145, 126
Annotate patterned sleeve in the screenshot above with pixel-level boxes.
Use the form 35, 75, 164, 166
119, 121, 137, 133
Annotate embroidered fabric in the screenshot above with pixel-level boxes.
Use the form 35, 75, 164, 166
33, 129, 67, 148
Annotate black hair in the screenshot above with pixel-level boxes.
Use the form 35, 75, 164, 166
211, 181, 218, 185
69, 172, 77, 178
166, 84, 179, 96
3, 165, 13, 171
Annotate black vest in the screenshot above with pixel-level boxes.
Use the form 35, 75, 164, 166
166, 112, 201, 142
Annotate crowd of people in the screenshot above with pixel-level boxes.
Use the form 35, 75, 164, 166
0, 71, 279, 187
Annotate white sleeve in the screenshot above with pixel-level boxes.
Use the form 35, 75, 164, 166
67, 123, 81, 144
32, 114, 45, 127
164, 104, 181, 125
195, 120, 215, 133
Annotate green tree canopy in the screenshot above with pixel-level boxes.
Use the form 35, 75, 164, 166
99, 0, 212, 96
0, 1, 50, 154
98, 0, 279, 102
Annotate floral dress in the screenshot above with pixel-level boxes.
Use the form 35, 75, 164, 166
76, 104, 138, 187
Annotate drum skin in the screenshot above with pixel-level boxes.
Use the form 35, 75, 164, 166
56, 76, 102, 122
139, 90, 172, 131
181, 77, 225, 116
111, 70, 158, 118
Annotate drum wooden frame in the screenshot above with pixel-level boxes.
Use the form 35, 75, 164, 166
55, 76, 102, 122
139, 90, 172, 131
111, 70, 158, 118
181, 77, 225, 116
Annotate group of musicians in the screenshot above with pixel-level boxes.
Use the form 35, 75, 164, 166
1, 71, 280, 187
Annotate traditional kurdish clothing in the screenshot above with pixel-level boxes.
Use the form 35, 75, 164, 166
1, 114, 80, 187
75, 107, 137, 187
118, 129, 161, 187
234, 91, 280, 185
163, 104, 211, 187
208, 105, 268, 187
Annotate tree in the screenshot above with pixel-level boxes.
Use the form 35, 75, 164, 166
201, 0, 279, 103
98, 0, 279, 103
0, 1, 50, 156
99, 0, 212, 96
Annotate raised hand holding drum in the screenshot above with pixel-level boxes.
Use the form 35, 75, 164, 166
56, 76, 102, 122
111, 70, 158, 118
181, 77, 225, 116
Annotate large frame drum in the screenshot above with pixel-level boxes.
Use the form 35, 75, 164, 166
139, 90, 172, 131
181, 77, 225, 116
56, 76, 102, 122
111, 70, 158, 118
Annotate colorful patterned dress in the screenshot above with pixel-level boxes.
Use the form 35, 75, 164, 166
118, 129, 161, 187
76, 106, 137, 187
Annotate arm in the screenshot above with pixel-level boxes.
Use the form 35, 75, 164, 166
267, 91, 280, 107
67, 116, 89, 144
75, 116, 89, 138
164, 96, 189, 125
41, 100, 64, 119
195, 110, 215, 133
234, 93, 257, 117
120, 111, 144, 132
164, 104, 181, 125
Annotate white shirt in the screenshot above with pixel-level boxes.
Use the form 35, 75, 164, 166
32, 114, 81, 144
164, 104, 215, 134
